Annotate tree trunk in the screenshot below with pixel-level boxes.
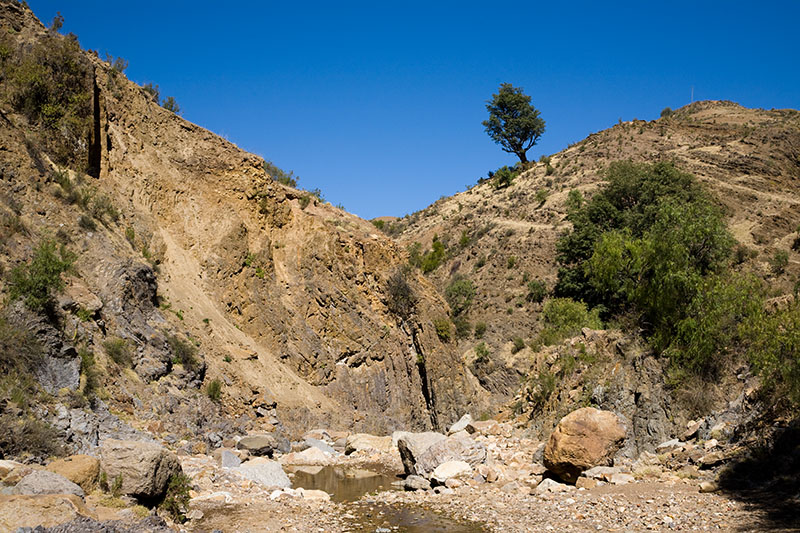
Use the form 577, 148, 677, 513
517, 151, 528, 163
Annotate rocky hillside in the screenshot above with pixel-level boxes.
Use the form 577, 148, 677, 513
390, 100, 800, 409
0, 0, 487, 459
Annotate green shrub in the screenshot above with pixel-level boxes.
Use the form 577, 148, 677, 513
420, 237, 446, 273
372, 220, 385, 230
770, 250, 789, 275
507, 256, 516, 269
78, 214, 96, 230
474, 321, 487, 338
111, 474, 123, 497
474, 342, 490, 363
79, 347, 100, 399
535, 188, 549, 206
8, 239, 74, 312
160, 473, 192, 522
125, 226, 136, 246
167, 334, 198, 370
453, 316, 472, 339
206, 378, 222, 402
528, 370, 556, 409
566, 189, 583, 213
103, 337, 132, 367
660, 107, 673, 118
545, 163, 554, 176
0, 314, 43, 375
511, 337, 526, 354
386, 267, 417, 320
445, 276, 476, 316
298, 194, 311, 209
142, 82, 159, 101
433, 317, 452, 342
161, 96, 180, 114
536, 298, 602, 347
488, 165, 518, 189
526, 280, 547, 303
264, 161, 298, 187
0, 414, 63, 459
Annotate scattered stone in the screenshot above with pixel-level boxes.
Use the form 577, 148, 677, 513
609, 473, 635, 485
13, 471, 85, 498
220, 449, 242, 468
0, 494, 93, 530
45, 455, 100, 493
186, 509, 204, 520
297, 487, 331, 501
431, 460, 472, 485
703, 438, 719, 450
575, 477, 598, 489
699, 451, 725, 468
403, 475, 431, 491
0, 460, 24, 480
656, 439, 681, 452
344, 433, 393, 455
99, 439, 182, 501
236, 458, 291, 488
535, 477, 571, 494
448, 414, 473, 435
582, 466, 621, 481
699, 481, 719, 493
282, 446, 333, 465
681, 419, 703, 441
304, 437, 336, 455
543, 407, 626, 483
465, 419, 501, 436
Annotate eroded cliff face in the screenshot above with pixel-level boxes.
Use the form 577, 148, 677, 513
0, 1, 485, 440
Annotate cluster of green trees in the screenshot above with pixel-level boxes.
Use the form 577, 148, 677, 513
552, 161, 799, 401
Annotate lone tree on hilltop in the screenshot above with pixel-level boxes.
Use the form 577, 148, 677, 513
483, 83, 545, 163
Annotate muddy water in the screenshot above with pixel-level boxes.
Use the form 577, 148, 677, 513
288, 465, 398, 502
289, 466, 487, 532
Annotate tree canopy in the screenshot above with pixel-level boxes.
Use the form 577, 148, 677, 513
482, 83, 545, 163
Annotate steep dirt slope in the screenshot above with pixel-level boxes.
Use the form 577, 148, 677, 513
0, 1, 485, 443
392, 101, 800, 405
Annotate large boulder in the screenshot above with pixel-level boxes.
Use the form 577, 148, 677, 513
236, 458, 291, 488
0, 494, 94, 530
344, 433, 393, 455
395, 432, 446, 475
237, 434, 278, 457
45, 455, 100, 493
543, 407, 626, 483
414, 433, 487, 476
12, 470, 85, 498
99, 439, 182, 501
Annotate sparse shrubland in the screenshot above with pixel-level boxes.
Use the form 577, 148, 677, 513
0, 27, 93, 169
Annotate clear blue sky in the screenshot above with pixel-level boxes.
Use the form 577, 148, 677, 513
28, 1, 800, 219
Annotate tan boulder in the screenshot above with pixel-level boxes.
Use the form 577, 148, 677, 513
100, 439, 182, 501
45, 455, 100, 493
344, 433, 393, 455
0, 494, 94, 530
543, 407, 626, 483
